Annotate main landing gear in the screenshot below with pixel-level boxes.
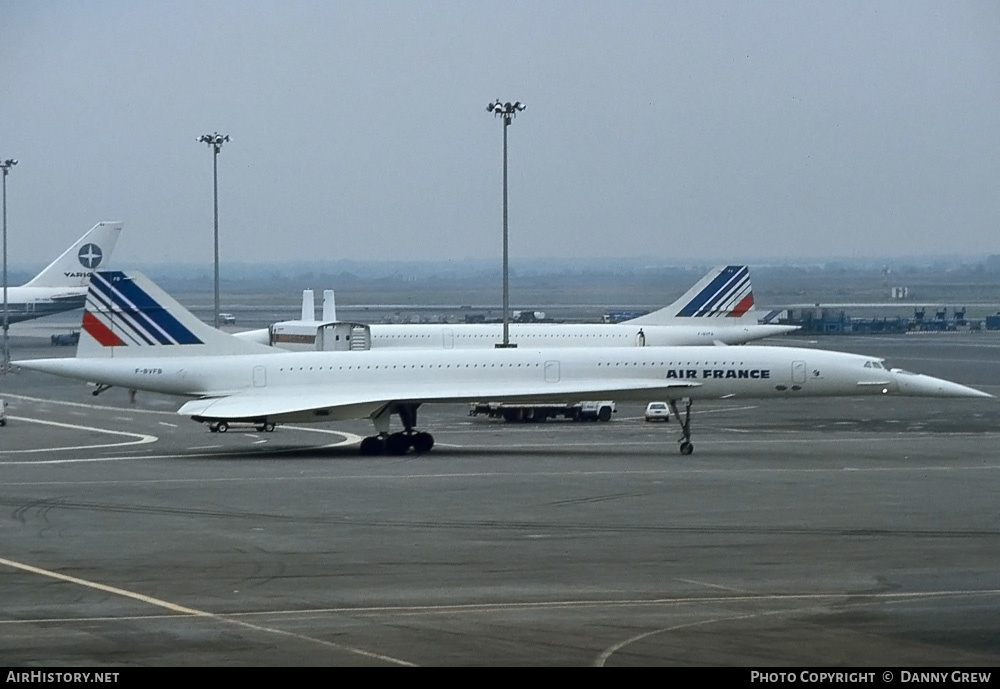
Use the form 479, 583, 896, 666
359, 403, 435, 456
668, 398, 695, 455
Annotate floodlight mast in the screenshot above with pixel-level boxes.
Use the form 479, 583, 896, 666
1, 158, 17, 374
486, 100, 525, 348
197, 133, 230, 329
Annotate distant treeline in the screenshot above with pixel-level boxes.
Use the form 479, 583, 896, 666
5, 255, 999, 302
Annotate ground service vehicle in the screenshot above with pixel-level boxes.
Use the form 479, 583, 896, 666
51, 331, 80, 346
469, 400, 616, 423
645, 401, 670, 421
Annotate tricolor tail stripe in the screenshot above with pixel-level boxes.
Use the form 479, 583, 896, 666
676, 265, 754, 318
83, 271, 203, 347
82, 311, 124, 347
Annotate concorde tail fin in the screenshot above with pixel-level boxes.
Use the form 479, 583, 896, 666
77, 271, 274, 358
625, 265, 756, 325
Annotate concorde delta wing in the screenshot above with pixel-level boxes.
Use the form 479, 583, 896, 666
177, 379, 702, 425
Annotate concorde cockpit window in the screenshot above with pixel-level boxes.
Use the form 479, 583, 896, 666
880, 359, 915, 374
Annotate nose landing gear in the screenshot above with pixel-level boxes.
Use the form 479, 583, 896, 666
668, 399, 695, 455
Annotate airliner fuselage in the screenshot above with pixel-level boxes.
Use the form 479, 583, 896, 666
1, 287, 86, 324
240, 320, 800, 351
26, 344, 980, 422
365, 322, 798, 348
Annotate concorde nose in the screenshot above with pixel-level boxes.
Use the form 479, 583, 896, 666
891, 369, 994, 398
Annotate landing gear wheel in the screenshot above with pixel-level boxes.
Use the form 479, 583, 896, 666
363, 402, 435, 456
412, 432, 434, 454
680, 441, 694, 455
209, 423, 219, 433
360, 436, 385, 456
263, 422, 275, 433
216, 421, 228, 433
386, 433, 410, 455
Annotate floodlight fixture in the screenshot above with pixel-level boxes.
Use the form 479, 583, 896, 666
197, 132, 230, 328
1, 158, 18, 372
485, 100, 526, 347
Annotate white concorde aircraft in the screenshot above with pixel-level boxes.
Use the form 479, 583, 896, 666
234, 265, 800, 351
16, 271, 992, 456
2, 222, 122, 324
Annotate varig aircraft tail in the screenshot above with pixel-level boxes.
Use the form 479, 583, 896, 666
23, 222, 123, 289
625, 265, 757, 326
78, 271, 273, 358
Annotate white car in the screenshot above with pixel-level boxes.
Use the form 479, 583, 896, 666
644, 401, 670, 422
218, 313, 236, 325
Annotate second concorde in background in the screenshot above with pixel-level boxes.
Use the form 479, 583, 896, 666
234, 265, 800, 351
16, 271, 991, 456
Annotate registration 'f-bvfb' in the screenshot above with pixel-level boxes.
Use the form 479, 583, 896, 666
16, 271, 992, 456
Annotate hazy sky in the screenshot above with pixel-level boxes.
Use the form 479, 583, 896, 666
2, 1, 998, 267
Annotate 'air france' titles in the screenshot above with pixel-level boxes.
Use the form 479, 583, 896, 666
666, 368, 771, 380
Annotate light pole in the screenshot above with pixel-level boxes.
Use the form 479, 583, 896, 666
1, 158, 17, 374
486, 100, 525, 348
197, 133, 230, 328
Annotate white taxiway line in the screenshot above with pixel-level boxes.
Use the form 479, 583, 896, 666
283, 426, 365, 448
0, 555, 416, 667
592, 588, 1000, 667
1, 393, 178, 415
0, 417, 158, 458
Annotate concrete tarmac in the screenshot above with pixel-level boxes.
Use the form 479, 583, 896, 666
1, 332, 999, 666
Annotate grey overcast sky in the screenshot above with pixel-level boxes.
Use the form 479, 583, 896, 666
2, 1, 998, 266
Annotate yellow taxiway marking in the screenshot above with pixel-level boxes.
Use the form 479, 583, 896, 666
0, 555, 416, 666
